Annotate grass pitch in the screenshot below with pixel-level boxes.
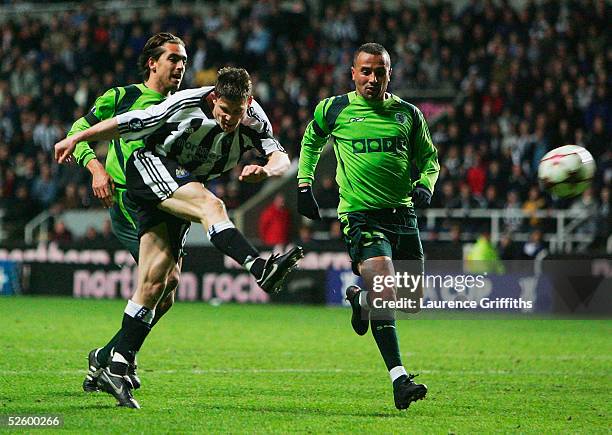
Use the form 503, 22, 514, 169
0, 297, 610, 433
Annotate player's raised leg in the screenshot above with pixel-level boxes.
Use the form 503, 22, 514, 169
160, 181, 303, 293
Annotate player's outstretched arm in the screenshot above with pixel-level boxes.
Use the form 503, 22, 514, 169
67, 89, 118, 207
54, 118, 120, 164
239, 150, 290, 183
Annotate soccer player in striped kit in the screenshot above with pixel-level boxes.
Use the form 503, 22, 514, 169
68, 32, 187, 395
55, 67, 303, 408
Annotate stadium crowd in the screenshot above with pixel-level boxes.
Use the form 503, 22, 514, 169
0, 0, 609, 246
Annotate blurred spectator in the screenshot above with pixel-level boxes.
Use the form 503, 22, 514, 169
258, 193, 291, 246
82, 226, 100, 243
448, 183, 483, 211
49, 219, 73, 243
503, 190, 522, 233
431, 180, 455, 209
32, 114, 61, 152
483, 185, 504, 209
445, 223, 464, 260
98, 218, 115, 243
570, 188, 599, 236
298, 224, 314, 246
522, 186, 546, 229
466, 154, 487, 196
499, 233, 520, 260
507, 164, 529, 197
30, 164, 58, 209
2, 184, 37, 239
466, 232, 504, 274
523, 229, 545, 258
58, 182, 80, 210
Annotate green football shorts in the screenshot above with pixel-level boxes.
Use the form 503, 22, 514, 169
339, 206, 424, 276
109, 188, 140, 262
110, 188, 189, 263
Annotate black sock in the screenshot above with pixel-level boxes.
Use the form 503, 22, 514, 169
371, 319, 403, 372
97, 329, 122, 366
208, 226, 259, 268
110, 313, 152, 375
249, 258, 266, 279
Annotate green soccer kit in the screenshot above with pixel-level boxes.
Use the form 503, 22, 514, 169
68, 84, 166, 260
298, 91, 440, 270
298, 91, 439, 213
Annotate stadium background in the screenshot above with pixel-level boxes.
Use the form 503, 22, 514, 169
0, 0, 610, 431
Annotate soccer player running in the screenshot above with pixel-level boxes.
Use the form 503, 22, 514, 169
67, 33, 188, 393
297, 43, 439, 410
55, 67, 303, 409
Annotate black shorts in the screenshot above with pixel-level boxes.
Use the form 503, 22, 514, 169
126, 149, 193, 260
339, 206, 423, 276
127, 148, 197, 205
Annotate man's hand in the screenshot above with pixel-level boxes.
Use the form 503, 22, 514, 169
54, 136, 78, 164
297, 184, 321, 220
239, 165, 269, 183
411, 185, 432, 208
87, 159, 115, 208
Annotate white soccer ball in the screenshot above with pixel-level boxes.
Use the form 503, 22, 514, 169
538, 145, 596, 198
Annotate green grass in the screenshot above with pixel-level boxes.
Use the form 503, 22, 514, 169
0, 297, 610, 433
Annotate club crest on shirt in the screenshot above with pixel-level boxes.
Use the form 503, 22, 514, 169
175, 166, 191, 179
395, 113, 407, 124
128, 118, 144, 132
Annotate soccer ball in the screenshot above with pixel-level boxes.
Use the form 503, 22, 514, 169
538, 145, 595, 198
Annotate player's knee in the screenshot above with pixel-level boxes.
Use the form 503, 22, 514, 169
198, 195, 227, 220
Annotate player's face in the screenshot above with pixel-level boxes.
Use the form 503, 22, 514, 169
351, 52, 392, 100
212, 95, 253, 132
150, 43, 187, 94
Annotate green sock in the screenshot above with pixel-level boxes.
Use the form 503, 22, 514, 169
97, 329, 122, 365
370, 319, 403, 371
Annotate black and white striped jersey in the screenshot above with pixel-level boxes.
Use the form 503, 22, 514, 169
115, 86, 284, 182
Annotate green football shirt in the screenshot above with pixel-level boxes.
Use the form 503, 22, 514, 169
298, 91, 440, 214
69, 83, 165, 188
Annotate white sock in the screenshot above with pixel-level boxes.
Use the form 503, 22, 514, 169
125, 299, 155, 324
206, 220, 235, 240
112, 352, 129, 365
389, 366, 407, 383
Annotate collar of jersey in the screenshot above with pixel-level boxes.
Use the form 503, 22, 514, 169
351, 91, 395, 106
139, 83, 165, 98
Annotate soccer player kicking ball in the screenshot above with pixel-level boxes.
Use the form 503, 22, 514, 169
297, 43, 439, 410
55, 67, 303, 408
67, 32, 188, 395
